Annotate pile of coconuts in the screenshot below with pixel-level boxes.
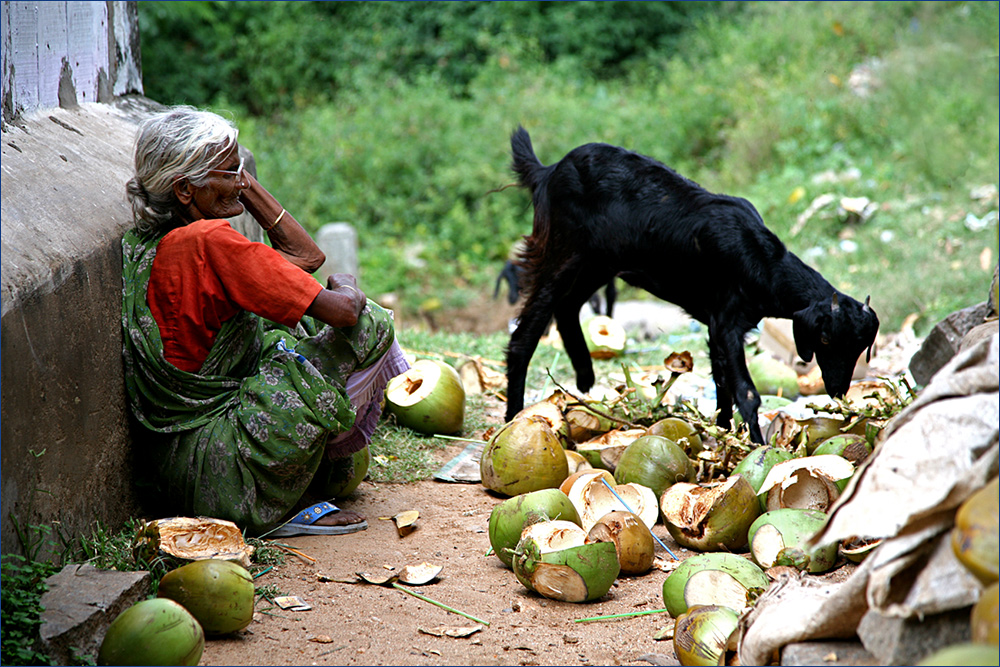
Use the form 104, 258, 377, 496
481, 380, 896, 665
98, 559, 255, 666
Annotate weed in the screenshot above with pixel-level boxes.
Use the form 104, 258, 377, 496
1, 554, 58, 666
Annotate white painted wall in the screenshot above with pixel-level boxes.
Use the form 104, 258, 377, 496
1, 1, 142, 123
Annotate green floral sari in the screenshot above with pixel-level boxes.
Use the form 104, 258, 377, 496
122, 228, 396, 535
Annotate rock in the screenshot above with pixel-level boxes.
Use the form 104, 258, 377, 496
39, 563, 151, 665
960, 320, 999, 353
856, 606, 972, 666
781, 640, 876, 666
908, 302, 990, 385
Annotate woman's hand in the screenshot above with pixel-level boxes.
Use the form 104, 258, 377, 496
304, 273, 366, 328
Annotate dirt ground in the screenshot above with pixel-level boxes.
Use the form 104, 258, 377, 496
199, 298, 894, 667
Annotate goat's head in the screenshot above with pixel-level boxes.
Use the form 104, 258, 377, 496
792, 293, 880, 397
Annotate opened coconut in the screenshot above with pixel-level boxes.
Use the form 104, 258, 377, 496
645, 418, 704, 455
812, 434, 872, 465
386, 359, 466, 435
576, 428, 646, 470
569, 474, 659, 531
663, 552, 768, 617
614, 435, 695, 497
488, 488, 581, 567
586, 511, 654, 575
758, 455, 855, 513
565, 401, 618, 442
673, 604, 740, 667
157, 559, 255, 635
480, 416, 568, 497
146, 517, 254, 567
512, 520, 620, 602
515, 400, 572, 447
730, 447, 795, 499
659, 476, 760, 552
747, 508, 837, 573
98, 598, 204, 666
584, 315, 627, 359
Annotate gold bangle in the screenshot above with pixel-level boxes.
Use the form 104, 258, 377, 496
262, 208, 285, 232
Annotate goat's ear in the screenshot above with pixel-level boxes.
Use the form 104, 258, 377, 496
792, 305, 821, 363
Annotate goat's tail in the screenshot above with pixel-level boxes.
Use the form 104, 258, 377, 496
510, 126, 546, 193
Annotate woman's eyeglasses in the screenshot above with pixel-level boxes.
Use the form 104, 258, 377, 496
209, 156, 245, 183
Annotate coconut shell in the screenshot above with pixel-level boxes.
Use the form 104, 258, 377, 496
98, 598, 204, 666
645, 418, 704, 455
480, 416, 569, 497
386, 359, 466, 435
971, 581, 999, 645
577, 429, 646, 470
812, 434, 872, 466
730, 447, 795, 496
586, 511, 654, 575
513, 522, 620, 602
488, 489, 581, 568
659, 476, 761, 552
673, 604, 740, 667
614, 435, 695, 498
662, 553, 768, 617
748, 508, 837, 573
584, 315, 627, 359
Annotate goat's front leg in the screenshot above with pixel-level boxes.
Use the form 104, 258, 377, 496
708, 319, 765, 445
554, 306, 595, 395
505, 296, 559, 421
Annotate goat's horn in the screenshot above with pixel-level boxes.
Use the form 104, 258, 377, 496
831, 293, 840, 311
863, 295, 871, 311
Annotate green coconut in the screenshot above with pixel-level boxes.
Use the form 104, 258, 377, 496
731, 447, 795, 500
748, 354, 800, 399
480, 416, 569, 497
917, 643, 1000, 666
311, 445, 370, 498
614, 435, 695, 497
98, 598, 204, 666
812, 434, 872, 466
645, 418, 704, 455
488, 489, 581, 568
663, 553, 768, 617
971, 581, 999, 645
512, 521, 620, 602
952, 476, 999, 585
748, 508, 837, 573
385, 359, 466, 435
797, 416, 850, 454
565, 401, 618, 443
157, 559, 255, 635
584, 315, 627, 359
673, 604, 740, 667
659, 475, 761, 552
514, 400, 572, 448
757, 455, 855, 513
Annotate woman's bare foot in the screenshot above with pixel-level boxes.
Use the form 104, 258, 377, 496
312, 508, 365, 527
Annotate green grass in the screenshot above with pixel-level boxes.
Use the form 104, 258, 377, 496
227, 1, 997, 337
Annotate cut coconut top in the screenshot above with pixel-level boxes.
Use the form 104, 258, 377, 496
519, 520, 588, 553
683, 568, 753, 613
757, 455, 855, 496
385, 359, 445, 407
578, 478, 658, 531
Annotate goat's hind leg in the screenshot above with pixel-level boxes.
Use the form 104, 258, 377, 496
505, 289, 562, 421
708, 318, 765, 445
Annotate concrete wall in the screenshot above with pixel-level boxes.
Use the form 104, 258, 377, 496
1, 2, 262, 556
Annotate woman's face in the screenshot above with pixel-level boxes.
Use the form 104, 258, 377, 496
176, 143, 248, 222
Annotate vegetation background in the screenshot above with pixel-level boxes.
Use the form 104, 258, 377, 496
139, 0, 998, 335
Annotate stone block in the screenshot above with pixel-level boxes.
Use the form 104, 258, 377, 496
39, 563, 151, 665
316, 222, 359, 282
781, 640, 876, 666
908, 302, 989, 386
857, 606, 972, 666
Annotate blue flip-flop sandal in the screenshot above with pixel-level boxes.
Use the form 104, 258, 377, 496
268, 501, 368, 538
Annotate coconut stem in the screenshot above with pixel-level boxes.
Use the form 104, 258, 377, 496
574, 608, 671, 623
391, 583, 490, 626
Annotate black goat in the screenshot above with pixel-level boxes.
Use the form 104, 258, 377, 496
504, 126, 879, 445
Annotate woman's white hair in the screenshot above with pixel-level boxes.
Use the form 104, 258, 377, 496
126, 106, 239, 234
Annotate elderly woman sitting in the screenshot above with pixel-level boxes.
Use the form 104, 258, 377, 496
122, 106, 408, 537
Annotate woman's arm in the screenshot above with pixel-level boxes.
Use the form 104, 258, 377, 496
238, 172, 325, 273
305, 273, 368, 327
